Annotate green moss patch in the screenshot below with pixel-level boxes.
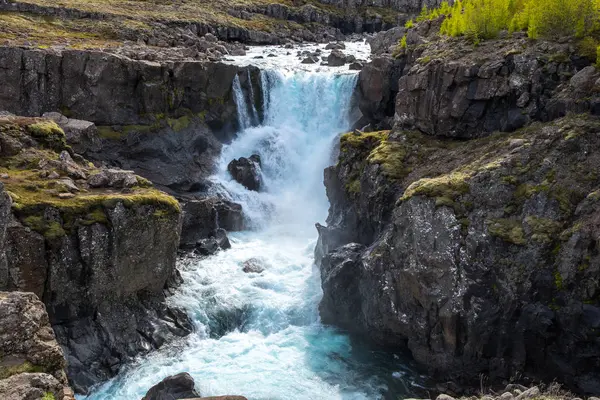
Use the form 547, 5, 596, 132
402, 172, 471, 202
0, 361, 46, 379
487, 218, 526, 245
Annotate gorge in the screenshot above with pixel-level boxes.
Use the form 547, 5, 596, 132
0, 0, 600, 399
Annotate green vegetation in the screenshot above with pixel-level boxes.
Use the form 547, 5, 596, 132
412, 0, 600, 48
340, 131, 390, 149
402, 172, 471, 202
0, 361, 45, 379
488, 218, 526, 245
367, 138, 407, 180
525, 216, 562, 243
42, 393, 56, 400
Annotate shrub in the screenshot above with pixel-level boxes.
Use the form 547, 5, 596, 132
437, 0, 600, 40
405, 19, 414, 28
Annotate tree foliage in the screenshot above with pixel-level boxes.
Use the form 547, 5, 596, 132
434, 0, 600, 41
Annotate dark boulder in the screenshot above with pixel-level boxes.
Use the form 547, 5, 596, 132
195, 228, 231, 256
227, 154, 262, 191
180, 198, 244, 249
327, 49, 347, 67
142, 373, 200, 400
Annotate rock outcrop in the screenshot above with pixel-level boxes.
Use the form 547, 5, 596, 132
321, 26, 600, 392
319, 114, 600, 393
0, 115, 192, 393
227, 155, 263, 191
0, 291, 74, 400
359, 26, 600, 137
0, 46, 263, 190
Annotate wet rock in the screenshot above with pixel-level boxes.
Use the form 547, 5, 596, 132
242, 258, 265, 273
180, 198, 243, 248
325, 42, 345, 50
349, 61, 363, 71
227, 154, 262, 191
327, 49, 347, 67
142, 372, 200, 400
194, 228, 231, 256
301, 56, 319, 64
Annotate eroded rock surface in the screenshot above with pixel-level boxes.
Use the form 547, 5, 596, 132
0, 116, 192, 393
0, 291, 74, 400
318, 115, 600, 393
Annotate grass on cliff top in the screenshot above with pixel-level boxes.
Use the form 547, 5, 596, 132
0, 116, 180, 237
339, 115, 600, 249
1, 0, 403, 47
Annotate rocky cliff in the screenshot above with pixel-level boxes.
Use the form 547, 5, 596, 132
358, 21, 599, 132
0, 46, 262, 191
318, 27, 600, 394
0, 115, 192, 393
0, 291, 75, 400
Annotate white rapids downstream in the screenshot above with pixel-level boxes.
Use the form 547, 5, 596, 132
85, 42, 428, 400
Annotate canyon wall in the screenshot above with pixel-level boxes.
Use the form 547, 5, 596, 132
318, 24, 600, 394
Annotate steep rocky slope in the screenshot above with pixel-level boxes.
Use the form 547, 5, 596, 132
358, 20, 598, 132
318, 27, 600, 394
0, 0, 441, 49
0, 46, 262, 191
0, 115, 192, 393
0, 291, 75, 400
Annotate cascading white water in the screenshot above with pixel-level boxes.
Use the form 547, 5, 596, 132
85, 60, 425, 400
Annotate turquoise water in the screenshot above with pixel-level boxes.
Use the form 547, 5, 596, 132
85, 69, 427, 400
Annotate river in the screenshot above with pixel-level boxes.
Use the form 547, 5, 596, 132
86, 41, 427, 400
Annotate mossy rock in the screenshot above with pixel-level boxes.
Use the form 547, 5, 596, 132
487, 218, 526, 245
0, 361, 46, 380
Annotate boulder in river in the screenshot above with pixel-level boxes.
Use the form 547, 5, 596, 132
227, 154, 262, 191
242, 258, 265, 273
142, 373, 200, 400
327, 50, 347, 67
195, 228, 231, 256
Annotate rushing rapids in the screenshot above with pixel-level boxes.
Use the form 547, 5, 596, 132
85, 43, 427, 400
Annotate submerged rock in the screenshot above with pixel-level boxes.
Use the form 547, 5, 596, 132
227, 154, 262, 191
242, 258, 265, 274
195, 228, 231, 256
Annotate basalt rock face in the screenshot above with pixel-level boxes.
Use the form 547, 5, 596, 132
317, 0, 446, 13
0, 291, 75, 400
359, 27, 600, 138
180, 198, 244, 249
318, 112, 600, 392
0, 46, 263, 190
0, 116, 192, 394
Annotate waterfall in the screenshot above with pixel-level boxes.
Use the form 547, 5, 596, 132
247, 69, 259, 125
85, 65, 423, 400
232, 74, 253, 131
